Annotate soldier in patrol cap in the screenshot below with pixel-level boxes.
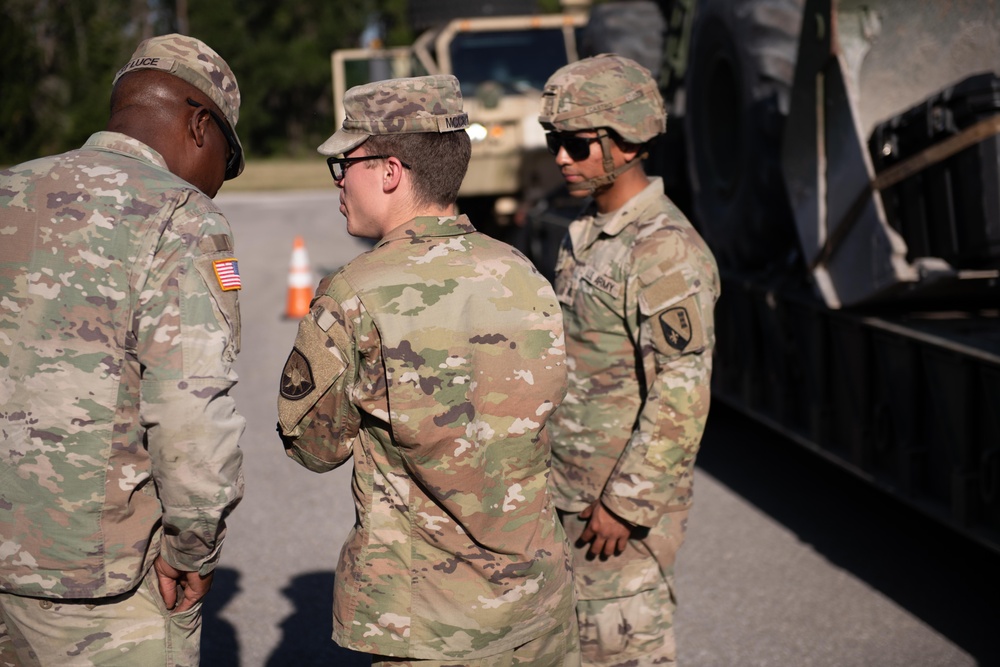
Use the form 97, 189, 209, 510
276, 74, 580, 666
538, 54, 720, 666
0, 34, 246, 666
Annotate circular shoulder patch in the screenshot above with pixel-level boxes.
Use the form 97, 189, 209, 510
280, 348, 315, 400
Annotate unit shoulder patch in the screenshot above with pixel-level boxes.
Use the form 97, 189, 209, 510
280, 348, 315, 400
651, 295, 705, 355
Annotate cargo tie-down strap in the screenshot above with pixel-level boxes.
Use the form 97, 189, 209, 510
811, 113, 1000, 271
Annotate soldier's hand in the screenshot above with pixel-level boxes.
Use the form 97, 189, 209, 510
579, 500, 632, 558
153, 555, 214, 613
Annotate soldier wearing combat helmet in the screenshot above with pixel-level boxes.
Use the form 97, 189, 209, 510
276, 74, 579, 666
1, 34, 246, 665
539, 54, 720, 666
539, 52, 666, 193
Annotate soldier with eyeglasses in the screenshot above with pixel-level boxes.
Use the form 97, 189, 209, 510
538, 54, 720, 667
277, 74, 579, 667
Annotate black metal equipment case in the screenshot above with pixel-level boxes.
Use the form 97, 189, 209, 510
869, 73, 1000, 269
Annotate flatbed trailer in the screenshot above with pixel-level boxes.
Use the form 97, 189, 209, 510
713, 273, 1000, 552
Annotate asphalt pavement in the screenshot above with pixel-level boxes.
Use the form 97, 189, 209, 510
202, 189, 997, 667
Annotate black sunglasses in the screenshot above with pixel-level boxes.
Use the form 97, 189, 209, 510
545, 132, 602, 161
326, 155, 412, 182
187, 99, 242, 180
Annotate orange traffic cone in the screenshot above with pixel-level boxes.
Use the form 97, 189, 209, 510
284, 236, 314, 319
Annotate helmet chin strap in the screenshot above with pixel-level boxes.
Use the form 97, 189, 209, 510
567, 130, 647, 194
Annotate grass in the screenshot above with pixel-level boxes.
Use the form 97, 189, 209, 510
220, 158, 331, 193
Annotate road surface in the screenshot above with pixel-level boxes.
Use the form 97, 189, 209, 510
200, 189, 997, 667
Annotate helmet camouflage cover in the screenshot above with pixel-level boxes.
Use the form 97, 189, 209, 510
539, 53, 666, 144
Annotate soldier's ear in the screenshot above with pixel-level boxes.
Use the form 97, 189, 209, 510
382, 156, 406, 193
188, 107, 211, 149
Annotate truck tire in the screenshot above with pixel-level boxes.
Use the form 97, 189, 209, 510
581, 1, 666, 77
684, 0, 804, 270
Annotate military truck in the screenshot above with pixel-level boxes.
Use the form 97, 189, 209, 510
330, 0, 590, 242
535, 0, 1000, 551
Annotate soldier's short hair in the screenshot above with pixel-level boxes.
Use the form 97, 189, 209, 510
363, 130, 471, 208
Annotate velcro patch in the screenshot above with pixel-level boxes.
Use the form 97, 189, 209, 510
277, 318, 348, 434
200, 234, 233, 253
213, 258, 241, 291
554, 270, 577, 306
638, 270, 688, 314
316, 308, 337, 332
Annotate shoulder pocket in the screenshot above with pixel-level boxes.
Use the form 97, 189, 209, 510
639, 271, 706, 356
277, 314, 348, 434
193, 239, 242, 361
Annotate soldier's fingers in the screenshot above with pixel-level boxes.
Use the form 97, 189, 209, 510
589, 536, 606, 557
603, 536, 620, 558
173, 591, 198, 614
157, 575, 178, 610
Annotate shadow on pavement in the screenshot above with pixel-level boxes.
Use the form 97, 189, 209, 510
265, 571, 369, 667
201, 569, 368, 666
697, 403, 1000, 665
201, 567, 241, 667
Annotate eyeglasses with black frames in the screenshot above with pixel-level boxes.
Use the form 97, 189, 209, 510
326, 155, 413, 182
187, 99, 242, 180
545, 132, 603, 161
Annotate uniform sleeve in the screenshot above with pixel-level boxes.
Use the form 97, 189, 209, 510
600, 237, 719, 529
276, 276, 360, 473
136, 198, 245, 576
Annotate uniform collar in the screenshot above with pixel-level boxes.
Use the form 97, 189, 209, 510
570, 177, 664, 250
83, 131, 171, 172
377, 214, 477, 247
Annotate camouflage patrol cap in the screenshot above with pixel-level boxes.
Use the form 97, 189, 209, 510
113, 33, 244, 176
539, 53, 666, 144
318, 74, 469, 156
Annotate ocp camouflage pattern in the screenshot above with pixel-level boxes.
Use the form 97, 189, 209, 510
277, 214, 575, 660
320, 74, 470, 157
561, 504, 688, 664
549, 175, 719, 535
0, 565, 203, 665
539, 54, 666, 145
0, 131, 245, 599
341, 74, 469, 135
115, 33, 241, 125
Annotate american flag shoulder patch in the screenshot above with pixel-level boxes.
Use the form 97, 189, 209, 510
213, 258, 242, 291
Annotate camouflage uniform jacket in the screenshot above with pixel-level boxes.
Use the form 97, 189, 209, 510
277, 215, 575, 660
0, 132, 246, 599
549, 177, 719, 530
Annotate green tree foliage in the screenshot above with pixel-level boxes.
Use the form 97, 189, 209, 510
185, 0, 374, 158
1, 0, 401, 163
0, 0, 160, 164
381, 0, 414, 47
1, 0, 585, 164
